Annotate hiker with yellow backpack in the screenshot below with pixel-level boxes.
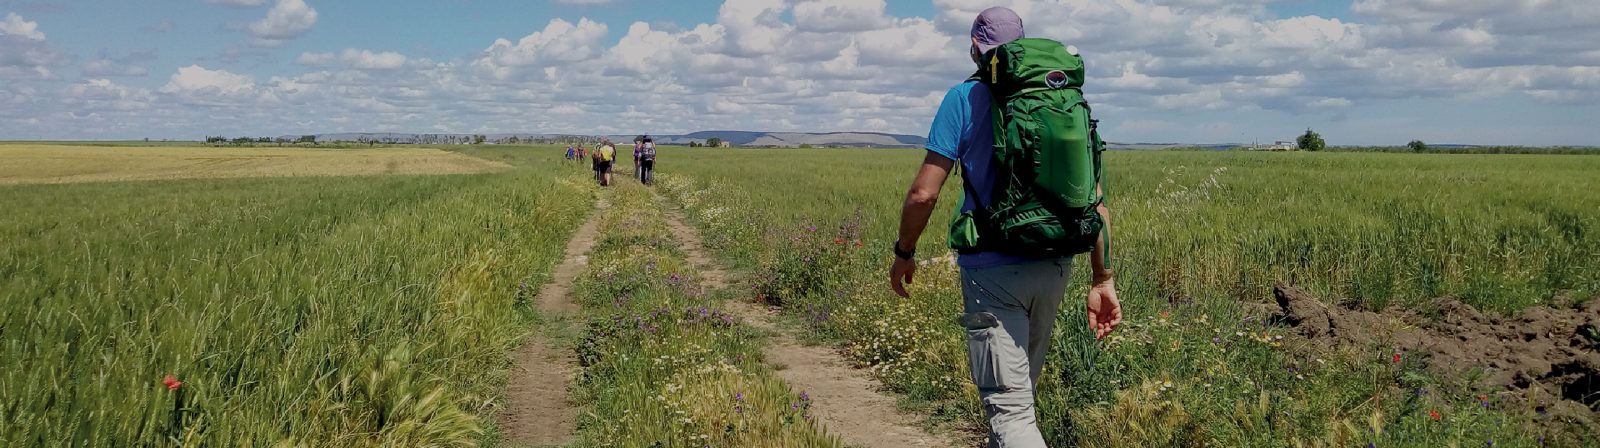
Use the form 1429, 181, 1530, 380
596, 138, 617, 187
887, 7, 1122, 447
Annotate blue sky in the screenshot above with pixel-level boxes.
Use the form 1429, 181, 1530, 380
2, 0, 1597, 145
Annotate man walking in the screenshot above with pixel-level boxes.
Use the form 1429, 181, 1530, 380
597, 138, 617, 187
638, 136, 657, 185
887, 7, 1121, 447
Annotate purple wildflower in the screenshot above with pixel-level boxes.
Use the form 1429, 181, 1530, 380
799, 391, 809, 401
735, 392, 744, 401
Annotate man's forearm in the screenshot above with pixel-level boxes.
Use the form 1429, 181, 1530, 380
896, 195, 937, 252
1091, 204, 1113, 281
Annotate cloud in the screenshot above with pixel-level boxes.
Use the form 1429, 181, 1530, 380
161, 65, 256, 96
1, 12, 45, 40
298, 49, 408, 70
82, 49, 157, 77
205, 0, 270, 6
0, 12, 60, 78
4, 0, 1598, 145
145, 19, 175, 33
793, 0, 891, 33
474, 17, 608, 79
249, 0, 317, 45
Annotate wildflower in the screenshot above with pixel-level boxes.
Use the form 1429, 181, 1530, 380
162, 375, 182, 391
1391, 353, 1402, 364
1429, 409, 1441, 421
853, 240, 864, 248
735, 392, 744, 401
833, 237, 845, 245
799, 391, 809, 401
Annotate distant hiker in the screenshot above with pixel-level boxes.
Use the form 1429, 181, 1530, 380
565, 145, 576, 163
639, 136, 657, 185
633, 138, 644, 179
598, 138, 617, 186
886, 7, 1121, 447
588, 143, 602, 183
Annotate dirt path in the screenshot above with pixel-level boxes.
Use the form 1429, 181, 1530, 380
655, 194, 958, 448
499, 198, 609, 446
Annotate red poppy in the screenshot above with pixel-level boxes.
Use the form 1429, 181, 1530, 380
833, 238, 845, 245
163, 375, 183, 391
1428, 409, 1441, 421
853, 240, 863, 248
1158, 309, 1171, 318
1391, 353, 1402, 364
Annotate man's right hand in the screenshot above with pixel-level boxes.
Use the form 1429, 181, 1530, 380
1087, 275, 1122, 340
889, 256, 917, 298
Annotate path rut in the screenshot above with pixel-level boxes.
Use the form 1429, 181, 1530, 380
499, 199, 608, 446
655, 194, 958, 448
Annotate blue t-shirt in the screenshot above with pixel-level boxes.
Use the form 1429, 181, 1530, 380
926, 81, 1034, 269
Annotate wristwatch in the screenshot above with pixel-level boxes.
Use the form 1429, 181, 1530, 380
892, 240, 915, 260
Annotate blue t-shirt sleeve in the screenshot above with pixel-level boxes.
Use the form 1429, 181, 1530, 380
925, 85, 968, 161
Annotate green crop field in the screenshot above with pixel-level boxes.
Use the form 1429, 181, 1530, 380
655, 148, 1600, 447
2, 144, 1596, 447
1, 146, 589, 445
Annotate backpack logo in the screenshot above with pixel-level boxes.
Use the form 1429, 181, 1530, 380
1045, 70, 1069, 89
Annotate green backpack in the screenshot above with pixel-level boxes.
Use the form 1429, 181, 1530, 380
949, 38, 1106, 258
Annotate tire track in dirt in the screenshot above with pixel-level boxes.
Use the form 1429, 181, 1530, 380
654, 193, 957, 448
499, 198, 608, 446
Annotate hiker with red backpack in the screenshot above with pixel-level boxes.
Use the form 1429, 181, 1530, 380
887, 7, 1121, 447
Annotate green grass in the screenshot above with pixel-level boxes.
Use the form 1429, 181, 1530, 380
561, 180, 839, 447
4, 143, 1595, 446
1, 147, 589, 445
656, 148, 1599, 447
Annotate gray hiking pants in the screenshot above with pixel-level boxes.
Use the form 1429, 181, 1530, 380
960, 258, 1072, 448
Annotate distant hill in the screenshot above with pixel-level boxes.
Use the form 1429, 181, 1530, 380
665, 131, 926, 148
281, 131, 928, 148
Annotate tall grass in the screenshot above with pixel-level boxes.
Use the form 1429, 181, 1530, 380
656, 148, 1598, 447
0, 149, 589, 445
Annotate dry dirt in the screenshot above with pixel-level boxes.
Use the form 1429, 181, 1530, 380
498, 199, 607, 446
656, 194, 961, 448
0, 145, 509, 185
1270, 284, 1600, 429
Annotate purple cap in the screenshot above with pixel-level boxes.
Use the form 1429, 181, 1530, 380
971, 7, 1025, 54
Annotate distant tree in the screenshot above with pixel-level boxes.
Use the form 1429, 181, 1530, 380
688, 141, 701, 148
1296, 129, 1325, 151
232, 137, 253, 145
798, 143, 813, 149
1407, 140, 1428, 152
299, 135, 317, 144
473, 135, 486, 145
705, 137, 723, 148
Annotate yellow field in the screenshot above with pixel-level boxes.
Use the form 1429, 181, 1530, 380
0, 144, 510, 184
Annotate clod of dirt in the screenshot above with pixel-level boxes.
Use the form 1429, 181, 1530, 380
1270, 284, 1600, 422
